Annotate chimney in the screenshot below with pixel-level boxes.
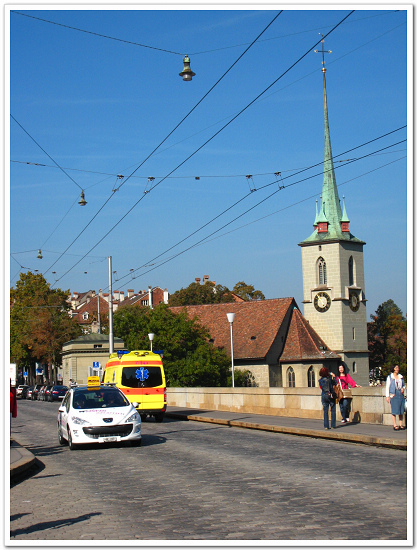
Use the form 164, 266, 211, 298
120, 291, 125, 302
195, 277, 201, 284
128, 289, 134, 298
113, 290, 119, 301
148, 286, 153, 309
164, 289, 169, 304
203, 275, 209, 283
99, 289, 102, 297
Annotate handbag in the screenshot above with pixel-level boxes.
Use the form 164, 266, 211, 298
338, 378, 352, 399
333, 381, 343, 402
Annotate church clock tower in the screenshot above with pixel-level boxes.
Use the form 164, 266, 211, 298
298, 39, 369, 385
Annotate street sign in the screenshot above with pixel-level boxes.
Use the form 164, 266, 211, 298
93, 361, 100, 369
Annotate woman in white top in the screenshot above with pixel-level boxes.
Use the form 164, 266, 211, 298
385, 365, 406, 430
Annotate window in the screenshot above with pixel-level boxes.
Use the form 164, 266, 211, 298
122, 367, 163, 388
287, 367, 295, 388
308, 366, 315, 387
349, 256, 355, 286
82, 312, 89, 320
317, 257, 327, 285
352, 327, 355, 340
352, 362, 357, 374
141, 299, 149, 306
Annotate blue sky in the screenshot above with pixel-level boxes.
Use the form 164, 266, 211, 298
8, 7, 409, 319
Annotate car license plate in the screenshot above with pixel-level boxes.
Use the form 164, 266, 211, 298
100, 436, 119, 443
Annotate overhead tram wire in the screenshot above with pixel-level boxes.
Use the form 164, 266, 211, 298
94, 125, 407, 286
94, 150, 406, 295
53, 11, 355, 285
10, 115, 83, 191
46, 12, 283, 282
193, 155, 407, 250
10, 146, 407, 182
111, 135, 406, 287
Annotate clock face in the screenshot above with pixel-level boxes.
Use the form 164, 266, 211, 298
349, 292, 360, 312
314, 291, 331, 312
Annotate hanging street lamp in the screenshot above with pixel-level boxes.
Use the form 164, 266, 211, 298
179, 55, 196, 81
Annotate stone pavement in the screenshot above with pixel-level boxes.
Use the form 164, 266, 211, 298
165, 406, 407, 449
10, 406, 406, 480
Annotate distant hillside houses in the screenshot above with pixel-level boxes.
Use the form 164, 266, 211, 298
69, 286, 169, 334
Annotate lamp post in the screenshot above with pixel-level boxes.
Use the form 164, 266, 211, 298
227, 313, 235, 388
148, 333, 155, 352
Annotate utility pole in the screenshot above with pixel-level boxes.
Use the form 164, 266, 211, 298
108, 256, 114, 354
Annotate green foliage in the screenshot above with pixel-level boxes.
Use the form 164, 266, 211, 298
232, 281, 265, 301
10, 272, 82, 378
368, 300, 407, 379
229, 369, 256, 387
169, 281, 235, 306
113, 304, 231, 387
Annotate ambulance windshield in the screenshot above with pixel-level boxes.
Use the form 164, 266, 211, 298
121, 367, 163, 388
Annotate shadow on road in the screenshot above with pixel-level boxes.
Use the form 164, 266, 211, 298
10, 512, 102, 537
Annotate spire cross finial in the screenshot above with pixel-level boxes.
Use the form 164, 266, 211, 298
314, 34, 332, 73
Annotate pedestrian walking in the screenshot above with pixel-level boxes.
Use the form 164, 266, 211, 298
386, 365, 406, 430
10, 381, 17, 437
336, 365, 361, 423
319, 367, 337, 429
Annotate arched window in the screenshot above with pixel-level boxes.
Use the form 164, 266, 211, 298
308, 366, 315, 387
317, 257, 327, 285
349, 256, 355, 286
287, 367, 295, 388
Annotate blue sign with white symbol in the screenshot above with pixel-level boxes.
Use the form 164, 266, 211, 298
136, 368, 149, 381
93, 361, 100, 369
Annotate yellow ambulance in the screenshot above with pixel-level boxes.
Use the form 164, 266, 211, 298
103, 350, 167, 422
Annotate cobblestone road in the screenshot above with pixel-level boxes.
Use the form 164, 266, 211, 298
10, 400, 407, 541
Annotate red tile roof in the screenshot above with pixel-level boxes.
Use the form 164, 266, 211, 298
170, 298, 295, 360
75, 296, 109, 324
280, 307, 340, 362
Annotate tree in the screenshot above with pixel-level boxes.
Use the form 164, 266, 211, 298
169, 281, 234, 306
113, 304, 231, 387
368, 300, 407, 379
232, 281, 265, 301
10, 272, 81, 383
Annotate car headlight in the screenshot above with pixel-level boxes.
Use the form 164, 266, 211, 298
71, 415, 90, 425
126, 412, 140, 423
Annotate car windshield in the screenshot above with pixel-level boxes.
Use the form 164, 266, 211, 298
72, 389, 129, 409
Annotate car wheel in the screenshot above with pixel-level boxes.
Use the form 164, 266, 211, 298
154, 413, 164, 423
58, 424, 66, 446
67, 428, 77, 451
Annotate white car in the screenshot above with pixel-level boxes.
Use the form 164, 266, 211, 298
57, 384, 141, 450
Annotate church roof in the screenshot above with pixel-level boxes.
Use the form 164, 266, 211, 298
280, 307, 340, 362
170, 298, 338, 363
170, 298, 295, 360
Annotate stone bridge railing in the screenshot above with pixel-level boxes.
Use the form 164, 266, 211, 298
167, 386, 397, 425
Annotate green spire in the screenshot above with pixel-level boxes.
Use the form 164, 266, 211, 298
341, 195, 350, 223
300, 44, 363, 246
